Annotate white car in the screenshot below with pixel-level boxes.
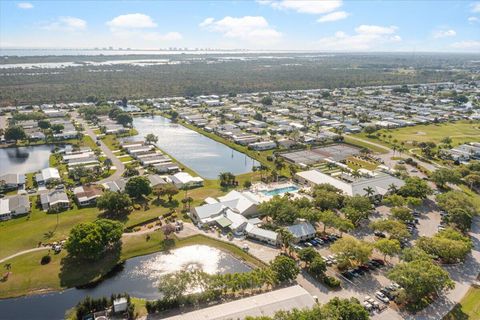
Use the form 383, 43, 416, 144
375, 291, 390, 303
362, 301, 373, 311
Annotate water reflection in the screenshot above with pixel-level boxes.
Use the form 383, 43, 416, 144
0, 245, 251, 320
132, 116, 259, 179
0, 145, 55, 174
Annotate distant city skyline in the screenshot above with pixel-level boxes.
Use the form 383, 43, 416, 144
1, 0, 480, 52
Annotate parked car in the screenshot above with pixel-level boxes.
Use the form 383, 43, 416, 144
375, 291, 390, 303
374, 232, 386, 238
371, 259, 385, 266
314, 237, 324, 245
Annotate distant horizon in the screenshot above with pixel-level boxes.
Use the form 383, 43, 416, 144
1, 1, 479, 52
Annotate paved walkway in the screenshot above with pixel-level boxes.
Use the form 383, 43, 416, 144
73, 112, 125, 183
0, 247, 50, 264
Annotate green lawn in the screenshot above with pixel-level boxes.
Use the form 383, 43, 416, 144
343, 135, 390, 154
444, 286, 480, 320
353, 120, 480, 151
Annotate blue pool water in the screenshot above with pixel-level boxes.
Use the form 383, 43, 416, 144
262, 186, 299, 196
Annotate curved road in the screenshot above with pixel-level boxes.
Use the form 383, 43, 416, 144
73, 112, 125, 183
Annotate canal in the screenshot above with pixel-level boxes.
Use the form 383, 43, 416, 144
0, 245, 251, 320
131, 116, 259, 179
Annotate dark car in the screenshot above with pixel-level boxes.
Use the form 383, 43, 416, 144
374, 232, 386, 238
358, 265, 370, 272
342, 271, 354, 280
372, 258, 385, 265
367, 261, 378, 269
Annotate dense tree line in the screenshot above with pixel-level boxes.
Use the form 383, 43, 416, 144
0, 53, 466, 106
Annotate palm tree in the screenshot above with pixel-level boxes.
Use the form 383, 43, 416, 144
352, 169, 361, 179
364, 186, 375, 198
388, 183, 398, 194
276, 228, 294, 255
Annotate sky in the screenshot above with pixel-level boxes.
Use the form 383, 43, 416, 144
1, 0, 480, 52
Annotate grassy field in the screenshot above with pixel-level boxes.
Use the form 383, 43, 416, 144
353, 120, 480, 150
343, 135, 390, 154
444, 286, 480, 320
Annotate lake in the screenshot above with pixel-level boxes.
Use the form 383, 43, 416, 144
0, 145, 55, 175
0, 245, 251, 320
132, 116, 259, 179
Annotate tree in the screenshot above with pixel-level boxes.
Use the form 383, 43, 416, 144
388, 259, 454, 304
464, 173, 480, 189
145, 133, 158, 145
330, 236, 372, 270
417, 228, 472, 263
308, 256, 327, 279
269, 255, 299, 283
342, 206, 364, 227
261, 96, 273, 106
276, 228, 294, 254
399, 177, 432, 199
374, 238, 401, 261
312, 186, 343, 211
344, 195, 372, 213
97, 191, 132, 217
318, 210, 338, 232
38, 120, 51, 129
153, 184, 179, 202
161, 224, 176, 239
51, 124, 64, 133
430, 168, 461, 188
65, 219, 123, 260
243, 180, 252, 189
103, 158, 112, 172
370, 219, 410, 241
391, 206, 414, 223
298, 247, 318, 266
5, 126, 26, 142
382, 194, 405, 207
116, 113, 133, 127
436, 191, 475, 231
259, 196, 297, 224
321, 297, 370, 320
125, 176, 152, 199
401, 246, 433, 262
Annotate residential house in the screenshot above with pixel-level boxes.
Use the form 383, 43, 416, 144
73, 185, 103, 206
40, 190, 70, 211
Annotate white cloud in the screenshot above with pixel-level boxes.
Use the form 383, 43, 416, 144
200, 16, 281, 44
433, 29, 456, 38
199, 17, 215, 27
355, 25, 397, 35
451, 40, 480, 50
17, 2, 33, 9
259, 0, 342, 14
316, 25, 401, 51
42, 17, 87, 31
471, 2, 480, 13
468, 16, 479, 22
106, 13, 157, 31
317, 11, 349, 23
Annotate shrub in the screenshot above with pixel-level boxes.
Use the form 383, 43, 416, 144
40, 254, 51, 265
323, 275, 341, 288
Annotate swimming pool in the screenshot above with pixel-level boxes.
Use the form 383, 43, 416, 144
262, 185, 299, 196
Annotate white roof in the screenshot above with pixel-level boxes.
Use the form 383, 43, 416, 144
296, 169, 404, 196
246, 224, 278, 241
0, 199, 9, 215
40, 167, 60, 181
163, 285, 315, 320
173, 172, 204, 184
287, 222, 316, 239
